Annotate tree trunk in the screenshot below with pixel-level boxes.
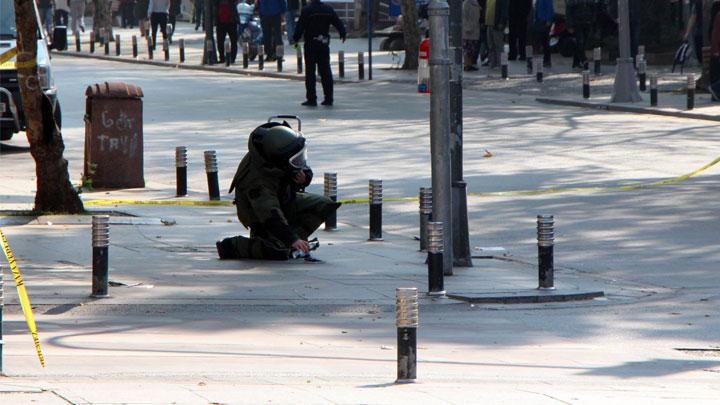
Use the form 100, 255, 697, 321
93, 0, 114, 42
13, 0, 84, 214
400, 0, 420, 69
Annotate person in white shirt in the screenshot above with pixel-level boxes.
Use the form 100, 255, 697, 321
147, 0, 170, 50
69, 0, 86, 35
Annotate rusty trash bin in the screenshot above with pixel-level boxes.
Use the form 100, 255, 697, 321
84, 82, 144, 189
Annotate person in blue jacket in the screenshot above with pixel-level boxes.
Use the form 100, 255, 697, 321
532, 0, 554, 67
256, 0, 287, 61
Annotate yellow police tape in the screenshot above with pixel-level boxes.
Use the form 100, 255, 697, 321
0, 229, 45, 368
0, 47, 18, 65
0, 47, 38, 69
83, 154, 720, 207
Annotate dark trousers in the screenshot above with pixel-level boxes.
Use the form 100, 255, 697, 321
260, 14, 282, 58
572, 24, 591, 67
304, 42, 333, 102
194, 0, 203, 28
217, 23, 238, 63
150, 12, 168, 50
532, 24, 552, 65
508, 15, 528, 59
121, 3, 136, 28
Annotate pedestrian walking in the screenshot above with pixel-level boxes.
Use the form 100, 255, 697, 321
508, 0, 531, 60
216, 122, 340, 260
69, 0, 86, 35
565, 0, 595, 69
148, 0, 170, 50
292, 0, 347, 106
462, 0, 481, 71
215, 0, 239, 64
135, 0, 150, 37
169, 0, 181, 35
256, 0, 287, 61
120, 0, 137, 29
532, 0, 553, 68
37, 0, 54, 35
193, 0, 204, 30
484, 0, 508, 69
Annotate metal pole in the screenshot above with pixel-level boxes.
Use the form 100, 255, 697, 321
429, 0, 453, 275
427, 222, 445, 296
243, 42, 250, 68
537, 215, 554, 290
75, 33, 81, 52
204, 151, 221, 201
90, 32, 95, 53
225, 40, 231, 66
296, 45, 303, 73
526, 46, 533, 74
115, 34, 121, 56
339, 51, 345, 78
92, 215, 110, 298
258, 45, 265, 70
147, 37, 154, 60
650, 74, 658, 106
367, 0, 373, 80
324, 173, 338, 231
179, 38, 185, 63
358, 52, 365, 80
132, 35, 138, 58
164, 38, 170, 62
638, 59, 647, 91
418, 187, 432, 251
368, 179, 383, 241
611, 0, 642, 103
582, 70, 590, 99
396, 288, 418, 383
593, 47, 602, 75
276, 45, 284, 72
104, 34, 110, 55
687, 74, 695, 110
176, 146, 187, 197
500, 51, 508, 79
536, 57, 543, 82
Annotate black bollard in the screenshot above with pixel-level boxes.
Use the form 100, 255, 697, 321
418, 187, 432, 251
132, 35, 138, 58
242, 42, 249, 68
99, 29, 105, 46
296, 46, 303, 74
176, 146, 187, 197
115, 34, 121, 56
89, 32, 95, 53
91, 215, 110, 298
358, 52, 365, 80
324, 173, 338, 231
638, 59, 647, 91
525, 46, 533, 74
368, 179, 383, 241
593, 47, 602, 75
582, 70, 590, 99
224, 40, 231, 66
537, 215, 555, 290
258, 45, 264, 70
104, 35, 110, 55
276, 44, 284, 72
75, 33, 81, 52
536, 58, 543, 83
204, 39, 213, 65
339, 50, 345, 78
204, 151, 220, 201
687, 74, 695, 110
178, 38, 185, 63
163, 39, 170, 62
500, 51, 508, 80
427, 222, 445, 296
396, 288, 418, 384
147, 37, 153, 60
650, 74, 658, 106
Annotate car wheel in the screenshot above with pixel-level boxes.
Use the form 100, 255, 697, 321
0, 127, 13, 141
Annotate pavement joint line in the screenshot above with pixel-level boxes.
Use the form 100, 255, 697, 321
536, 97, 720, 122
80, 152, 720, 207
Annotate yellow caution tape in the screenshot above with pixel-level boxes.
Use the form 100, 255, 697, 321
0, 229, 45, 368
0, 47, 38, 69
0, 47, 18, 65
82, 154, 720, 207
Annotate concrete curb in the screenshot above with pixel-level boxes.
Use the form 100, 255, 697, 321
536, 97, 720, 122
447, 290, 605, 304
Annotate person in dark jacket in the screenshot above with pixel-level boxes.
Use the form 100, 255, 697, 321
215, 0, 239, 63
508, 0, 531, 60
566, 0, 595, 68
292, 0, 346, 106
532, 0, 553, 67
484, 0, 509, 69
257, 0, 287, 61
216, 122, 340, 260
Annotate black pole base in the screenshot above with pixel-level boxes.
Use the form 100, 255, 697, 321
179, 48, 185, 63
538, 245, 555, 290
687, 90, 695, 110
132, 45, 138, 58
501, 65, 508, 80
396, 327, 417, 383
339, 62, 345, 78
324, 197, 337, 231
526, 58, 533, 75
359, 64, 365, 80
368, 203, 383, 241
594, 61, 601, 75
650, 90, 658, 106
639, 74, 647, 92
243, 53, 249, 68
206, 172, 220, 201
536, 72, 543, 83
92, 246, 109, 298
176, 167, 187, 197
583, 85, 590, 99
427, 252, 445, 296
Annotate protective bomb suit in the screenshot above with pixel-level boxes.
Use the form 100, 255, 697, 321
216, 122, 341, 260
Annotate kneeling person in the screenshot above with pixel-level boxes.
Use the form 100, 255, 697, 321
216, 122, 340, 260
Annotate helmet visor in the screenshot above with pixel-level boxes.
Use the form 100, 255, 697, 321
288, 145, 307, 169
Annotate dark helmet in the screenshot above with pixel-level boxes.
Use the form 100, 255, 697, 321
250, 122, 307, 170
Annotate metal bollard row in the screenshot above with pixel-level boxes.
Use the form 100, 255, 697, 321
132, 35, 138, 58
276, 45, 284, 72
179, 38, 185, 63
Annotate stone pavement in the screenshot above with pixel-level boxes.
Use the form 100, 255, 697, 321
1, 52, 720, 403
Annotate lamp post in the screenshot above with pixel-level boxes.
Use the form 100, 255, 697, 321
611, 0, 641, 103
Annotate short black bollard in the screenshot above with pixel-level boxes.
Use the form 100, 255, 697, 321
99, 29, 105, 46
593, 47, 602, 75
75, 33, 81, 52
368, 179, 383, 241
537, 215, 555, 290
132, 35, 138, 58
176, 146, 187, 197
115, 34, 121, 56
242, 42, 249, 68
418, 187, 432, 251
396, 288, 418, 384
178, 38, 185, 63
163, 39, 170, 62
650, 74, 658, 106
638, 59, 647, 91
427, 222, 445, 296
89, 32, 95, 53
276, 44, 284, 72
147, 37, 153, 60
500, 52, 508, 80
104, 35, 110, 55
296, 46, 303, 73
258, 45, 265, 70
687, 74, 695, 110
225, 40, 231, 66
204, 39, 213, 64
324, 172, 338, 231
91, 215, 110, 298
525, 46, 533, 74
339, 50, 345, 78
204, 150, 220, 201
582, 70, 590, 99
358, 52, 365, 80
536, 58, 543, 83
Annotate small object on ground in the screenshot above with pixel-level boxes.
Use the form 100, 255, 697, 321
160, 218, 176, 226
483, 149, 493, 158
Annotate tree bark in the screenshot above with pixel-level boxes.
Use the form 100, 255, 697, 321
13, 0, 84, 214
400, 0, 420, 69
92, 0, 114, 42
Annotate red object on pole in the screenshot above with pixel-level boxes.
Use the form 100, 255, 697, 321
418, 38, 431, 93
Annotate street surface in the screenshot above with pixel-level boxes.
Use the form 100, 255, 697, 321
0, 40, 720, 403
